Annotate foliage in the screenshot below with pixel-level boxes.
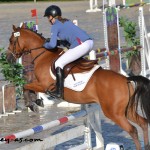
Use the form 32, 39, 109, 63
119, 17, 140, 58
0, 48, 26, 97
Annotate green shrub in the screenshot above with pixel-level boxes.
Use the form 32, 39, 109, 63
119, 17, 140, 58
0, 48, 26, 97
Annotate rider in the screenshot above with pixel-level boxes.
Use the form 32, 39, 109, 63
43, 5, 94, 99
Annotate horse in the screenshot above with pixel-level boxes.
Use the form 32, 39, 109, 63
6, 24, 150, 150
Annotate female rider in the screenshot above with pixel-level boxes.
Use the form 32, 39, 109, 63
43, 5, 94, 99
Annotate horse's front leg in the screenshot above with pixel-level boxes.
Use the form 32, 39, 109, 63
23, 81, 45, 112
23, 89, 39, 112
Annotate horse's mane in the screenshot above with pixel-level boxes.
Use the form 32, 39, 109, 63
17, 27, 46, 41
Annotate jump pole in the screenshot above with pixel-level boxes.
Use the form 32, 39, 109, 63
0, 110, 87, 145
0, 104, 104, 150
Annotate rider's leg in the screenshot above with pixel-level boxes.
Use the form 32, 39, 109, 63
51, 40, 94, 99
55, 40, 94, 69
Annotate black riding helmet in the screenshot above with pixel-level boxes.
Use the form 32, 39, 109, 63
44, 5, 62, 18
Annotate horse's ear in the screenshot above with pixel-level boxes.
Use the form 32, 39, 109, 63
13, 25, 17, 31
20, 22, 26, 29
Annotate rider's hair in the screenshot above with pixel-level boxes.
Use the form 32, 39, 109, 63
57, 16, 69, 23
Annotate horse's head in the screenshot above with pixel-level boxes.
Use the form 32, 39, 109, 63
6, 23, 45, 63
6, 24, 26, 63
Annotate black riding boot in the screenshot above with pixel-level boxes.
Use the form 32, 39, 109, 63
50, 67, 64, 99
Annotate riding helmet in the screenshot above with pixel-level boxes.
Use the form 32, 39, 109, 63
44, 5, 62, 17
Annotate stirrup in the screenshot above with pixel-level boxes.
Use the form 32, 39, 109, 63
47, 91, 64, 100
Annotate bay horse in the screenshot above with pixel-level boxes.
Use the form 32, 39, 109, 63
6, 24, 150, 150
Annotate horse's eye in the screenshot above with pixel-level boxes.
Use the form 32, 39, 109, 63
9, 39, 13, 44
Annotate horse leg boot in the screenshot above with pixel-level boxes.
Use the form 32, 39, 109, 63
50, 67, 64, 99
29, 91, 44, 107
23, 89, 39, 112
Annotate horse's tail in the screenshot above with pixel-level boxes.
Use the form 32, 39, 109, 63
127, 76, 150, 124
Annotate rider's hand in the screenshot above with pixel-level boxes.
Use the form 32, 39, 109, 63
43, 38, 50, 49
45, 38, 50, 42
57, 40, 70, 48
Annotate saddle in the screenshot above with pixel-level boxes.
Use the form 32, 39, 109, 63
51, 53, 98, 79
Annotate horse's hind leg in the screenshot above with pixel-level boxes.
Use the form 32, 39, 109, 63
127, 112, 150, 150
110, 115, 142, 150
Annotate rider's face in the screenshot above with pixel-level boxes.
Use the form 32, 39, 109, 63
47, 16, 55, 25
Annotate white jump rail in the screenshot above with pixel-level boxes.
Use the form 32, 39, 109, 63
139, 7, 150, 78
0, 104, 104, 150
86, 0, 101, 12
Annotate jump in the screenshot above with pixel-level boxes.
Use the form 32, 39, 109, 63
6, 22, 150, 150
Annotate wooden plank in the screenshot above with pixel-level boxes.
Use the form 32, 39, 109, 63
0, 82, 16, 114
4, 84, 16, 113
106, 7, 120, 72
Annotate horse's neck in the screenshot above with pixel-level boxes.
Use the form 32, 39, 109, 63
31, 47, 63, 66
23, 30, 63, 64
23, 30, 44, 50
23, 31, 46, 59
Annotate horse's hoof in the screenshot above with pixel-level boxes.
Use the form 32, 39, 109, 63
35, 99, 44, 107
29, 103, 39, 113
145, 144, 150, 150
25, 102, 30, 107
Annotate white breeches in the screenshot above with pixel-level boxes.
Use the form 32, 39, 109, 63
55, 40, 94, 69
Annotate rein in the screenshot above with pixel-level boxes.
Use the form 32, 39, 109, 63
16, 43, 45, 64
30, 49, 47, 64
23, 46, 47, 64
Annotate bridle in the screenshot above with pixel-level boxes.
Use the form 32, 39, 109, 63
8, 32, 23, 59
9, 30, 46, 63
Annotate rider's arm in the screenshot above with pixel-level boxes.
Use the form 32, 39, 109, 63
43, 26, 58, 49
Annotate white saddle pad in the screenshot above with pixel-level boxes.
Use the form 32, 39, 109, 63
50, 65, 101, 91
